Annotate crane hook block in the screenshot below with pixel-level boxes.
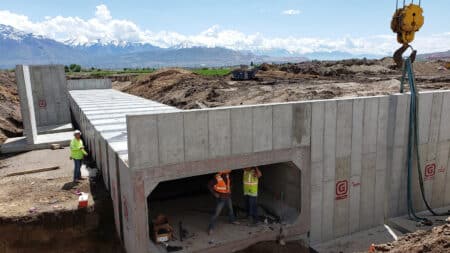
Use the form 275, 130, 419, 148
391, 4, 424, 68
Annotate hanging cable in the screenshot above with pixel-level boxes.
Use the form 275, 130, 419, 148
400, 57, 450, 224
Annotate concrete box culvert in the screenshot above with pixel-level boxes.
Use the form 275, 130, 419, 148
146, 161, 307, 253
67, 84, 450, 253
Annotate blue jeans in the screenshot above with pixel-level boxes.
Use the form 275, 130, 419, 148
208, 197, 235, 230
245, 195, 258, 221
73, 159, 82, 181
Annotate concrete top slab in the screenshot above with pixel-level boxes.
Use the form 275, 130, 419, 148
69, 89, 179, 164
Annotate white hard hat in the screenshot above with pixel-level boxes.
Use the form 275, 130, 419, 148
74, 130, 82, 135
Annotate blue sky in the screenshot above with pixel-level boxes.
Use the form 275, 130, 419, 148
1, 0, 449, 54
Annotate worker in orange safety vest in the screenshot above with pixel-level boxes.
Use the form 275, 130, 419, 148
207, 170, 239, 235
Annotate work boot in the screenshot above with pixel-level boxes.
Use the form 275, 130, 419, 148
248, 217, 258, 227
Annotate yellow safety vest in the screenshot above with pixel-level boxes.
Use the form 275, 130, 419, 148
243, 169, 258, 196
70, 138, 87, 160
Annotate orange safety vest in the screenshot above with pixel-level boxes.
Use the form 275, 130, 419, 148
213, 173, 231, 194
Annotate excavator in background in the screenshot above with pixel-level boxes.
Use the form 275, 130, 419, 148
391, 0, 424, 68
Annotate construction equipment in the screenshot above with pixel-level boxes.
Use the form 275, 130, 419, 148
231, 65, 258, 81
391, 0, 424, 68
151, 214, 174, 243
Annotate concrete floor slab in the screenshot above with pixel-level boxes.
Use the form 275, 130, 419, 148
37, 123, 73, 134
1, 131, 73, 154
387, 205, 450, 233
311, 225, 402, 253
149, 194, 285, 253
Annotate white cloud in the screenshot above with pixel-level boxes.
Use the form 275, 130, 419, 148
95, 4, 112, 21
282, 9, 301, 15
0, 5, 449, 55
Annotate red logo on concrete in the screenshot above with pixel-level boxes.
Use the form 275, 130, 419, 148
425, 163, 436, 180
336, 180, 349, 200
38, 99, 47, 108
351, 181, 361, 187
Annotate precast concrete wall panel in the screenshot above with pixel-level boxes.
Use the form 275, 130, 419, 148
127, 102, 313, 171
272, 104, 293, 150
107, 142, 122, 240
208, 109, 232, 158
374, 96, 389, 225
252, 106, 273, 152
68, 79, 112, 90
333, 100, 352, 238
292, 103, 311, 147
28, 65, 70, 128
310, 102, 325, 243
360, 97, 379, 230
231, 107, 253, 154
16, 65, 70, 142
321, 101, 336, 241
349, 98, 364, 233
157, 113, 185, 165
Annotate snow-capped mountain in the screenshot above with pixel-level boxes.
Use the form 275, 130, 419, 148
0, 24, 265, 68
0, 24, 42, 41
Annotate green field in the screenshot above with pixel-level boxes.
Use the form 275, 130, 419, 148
66, 67, 155, 78
191, 68, 231, 76
64, 64, 233, 78
86, 69, 155, 77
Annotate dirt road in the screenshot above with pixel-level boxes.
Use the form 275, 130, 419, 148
0, 148, 92, 218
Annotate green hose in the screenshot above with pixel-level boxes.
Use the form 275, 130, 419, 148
401, 58, 450, 223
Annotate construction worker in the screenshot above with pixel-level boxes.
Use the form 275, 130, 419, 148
70, 130, 88, 182
207, 170, 239, 235
243, 167, 262, 225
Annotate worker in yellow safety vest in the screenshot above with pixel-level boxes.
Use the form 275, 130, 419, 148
243, 167, 262, 226
70, 130, 88, 182
207, 170, 239, 235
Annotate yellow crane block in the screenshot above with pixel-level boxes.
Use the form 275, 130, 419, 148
391, 4, 424, 45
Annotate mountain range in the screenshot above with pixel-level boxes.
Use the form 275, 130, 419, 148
2, 24, 446, 69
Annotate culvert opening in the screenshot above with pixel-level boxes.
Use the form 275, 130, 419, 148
147, 162, 302, 252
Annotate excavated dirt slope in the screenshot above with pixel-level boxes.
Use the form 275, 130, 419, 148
121, 59, 450, 110
0, 71, 21, 143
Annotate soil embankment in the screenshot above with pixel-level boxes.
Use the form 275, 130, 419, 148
0, 71, 21, 143
0, 149, 124, 253
120, 59, 450, 110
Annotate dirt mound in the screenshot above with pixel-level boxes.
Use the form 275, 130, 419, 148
121, 68, 231, 109
0, 71, 21, 143
275, 59, 395, 78
119, 60, 450, 111
374, 224, 450, 253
